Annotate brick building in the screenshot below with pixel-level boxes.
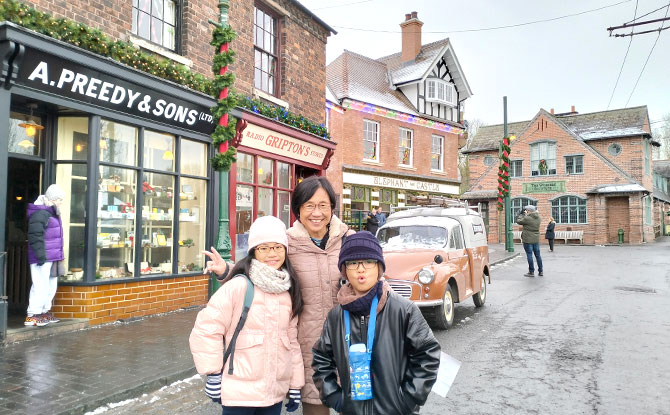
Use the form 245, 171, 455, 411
0, 0, 334, 332
461, 106, 661, 245
325, 12, 472, 227
652, 160, 670, 236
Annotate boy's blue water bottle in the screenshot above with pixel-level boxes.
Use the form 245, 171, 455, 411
343, 296, 378, 401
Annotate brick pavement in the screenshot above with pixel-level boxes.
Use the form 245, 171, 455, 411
0, 246, 517, 415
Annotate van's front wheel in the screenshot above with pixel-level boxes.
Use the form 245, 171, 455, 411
429, 284, 455, 330
473, 272, 487, 307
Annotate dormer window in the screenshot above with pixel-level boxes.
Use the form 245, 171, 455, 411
426, 79, 456, 106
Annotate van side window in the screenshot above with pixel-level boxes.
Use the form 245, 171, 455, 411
450, 225, 464, 249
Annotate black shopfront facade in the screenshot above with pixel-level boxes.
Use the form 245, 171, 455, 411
0, 23, 220, 336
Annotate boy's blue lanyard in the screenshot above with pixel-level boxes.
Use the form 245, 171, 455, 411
343, 295, 379, 353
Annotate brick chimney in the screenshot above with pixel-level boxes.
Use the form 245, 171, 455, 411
401, 11, 423, 63
550, 108, 555, 114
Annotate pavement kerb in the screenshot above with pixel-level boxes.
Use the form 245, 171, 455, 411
490, 252, 520, 267
60, 367, 198, 415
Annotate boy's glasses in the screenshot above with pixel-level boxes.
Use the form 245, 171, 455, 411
256, 244, 285, 254
345, 259, 377, 270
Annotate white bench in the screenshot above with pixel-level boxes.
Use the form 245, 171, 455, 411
512, 230, 583, 244
555, 230, 584, 244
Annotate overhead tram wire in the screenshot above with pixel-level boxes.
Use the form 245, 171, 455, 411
625, 4, 670, 107
607, 0, 638, 110
624, 2, 670, 24
331, 0, 632, 34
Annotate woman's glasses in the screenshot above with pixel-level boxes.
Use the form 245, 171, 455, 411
256, 244, 285, 254
345, 259, 378, 270
301, 202, 331, 213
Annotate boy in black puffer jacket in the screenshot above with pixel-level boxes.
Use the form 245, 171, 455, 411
312, 231, 440, 415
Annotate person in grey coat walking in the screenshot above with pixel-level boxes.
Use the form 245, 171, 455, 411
516, 205, 543, 277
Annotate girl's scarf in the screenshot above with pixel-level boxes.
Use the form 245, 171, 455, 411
248, 259, 291, 294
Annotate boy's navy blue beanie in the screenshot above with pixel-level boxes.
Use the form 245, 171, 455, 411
338, 231, 385, 272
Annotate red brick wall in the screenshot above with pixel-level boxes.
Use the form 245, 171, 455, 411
465, 114, 654, 245
325, 105, 460, 206
53, 276, 209, 326
23, 0, 329, 125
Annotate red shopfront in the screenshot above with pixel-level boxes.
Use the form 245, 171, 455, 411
230, 110, 336, 260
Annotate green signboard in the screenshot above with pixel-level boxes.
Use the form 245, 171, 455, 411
522, 181, 566, 194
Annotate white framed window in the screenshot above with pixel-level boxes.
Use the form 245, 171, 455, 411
426, 79, 456, 106
551, 196, 587, 224
132, 0, 178, 51
530, 142, 556, 176
398, 128, 413, 166
431, 135, 443, 171
510, 160, 523, 177
254, 5, 278, 95
363, 120, 379, 161
565, 155, 584, 174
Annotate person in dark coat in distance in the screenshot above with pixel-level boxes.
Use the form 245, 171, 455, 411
312, 232, 441, 415
25, 184, 66, 326
516, 205, 543, 277
545, 217, 556, 252
365, 210, 379, 235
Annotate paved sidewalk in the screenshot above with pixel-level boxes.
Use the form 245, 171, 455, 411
0, 245, 517, 415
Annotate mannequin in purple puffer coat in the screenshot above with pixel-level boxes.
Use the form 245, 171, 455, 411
25, 184, 66, 327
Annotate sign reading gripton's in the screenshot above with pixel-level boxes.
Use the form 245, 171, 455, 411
240, 122, 328, 165
17, 47, 215, 135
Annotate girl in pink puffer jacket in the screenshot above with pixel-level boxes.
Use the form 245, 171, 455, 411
190, 216, 304, 414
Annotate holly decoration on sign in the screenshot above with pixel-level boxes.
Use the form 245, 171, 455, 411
538, 159, 548, 175
497, 136, 512, 211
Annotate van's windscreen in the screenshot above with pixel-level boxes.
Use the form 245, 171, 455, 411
377, 226, 448, 249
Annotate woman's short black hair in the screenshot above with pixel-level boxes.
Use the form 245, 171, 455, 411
290, 176, 336, 219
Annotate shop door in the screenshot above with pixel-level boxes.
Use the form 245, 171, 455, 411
5, 158, 43, 316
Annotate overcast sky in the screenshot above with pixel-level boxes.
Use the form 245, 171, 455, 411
300, 0, 670, 130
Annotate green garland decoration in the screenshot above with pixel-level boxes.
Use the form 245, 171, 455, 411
209, 25, 238, 172
1, 0, 331, 161
0, 0, 211, 94
237, 96, 330, 140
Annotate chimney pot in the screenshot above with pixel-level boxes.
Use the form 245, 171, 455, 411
550, 108, 555, 114
400, 12, 423, 62
571, 105, 575, 113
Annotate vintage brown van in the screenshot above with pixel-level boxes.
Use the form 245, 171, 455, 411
377, 206, 490, 330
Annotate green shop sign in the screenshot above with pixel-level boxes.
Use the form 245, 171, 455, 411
522, 181, 566, 194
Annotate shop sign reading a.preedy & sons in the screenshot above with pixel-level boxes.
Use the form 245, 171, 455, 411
17, 46, 215, 135
240, 122, 328, 165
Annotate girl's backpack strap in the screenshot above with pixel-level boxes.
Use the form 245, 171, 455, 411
223, 274, 254, 374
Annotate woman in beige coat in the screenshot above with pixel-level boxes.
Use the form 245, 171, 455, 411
286, 176, 352, 415
190, 216, 304, 414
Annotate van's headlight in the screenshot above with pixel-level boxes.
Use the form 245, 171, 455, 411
418, 268, 434, 284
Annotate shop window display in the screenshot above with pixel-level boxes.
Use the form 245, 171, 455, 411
96, 165, 137, 279
236, 184, 254, 260
141, 172, 174, 275
178, 178, 206, 273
